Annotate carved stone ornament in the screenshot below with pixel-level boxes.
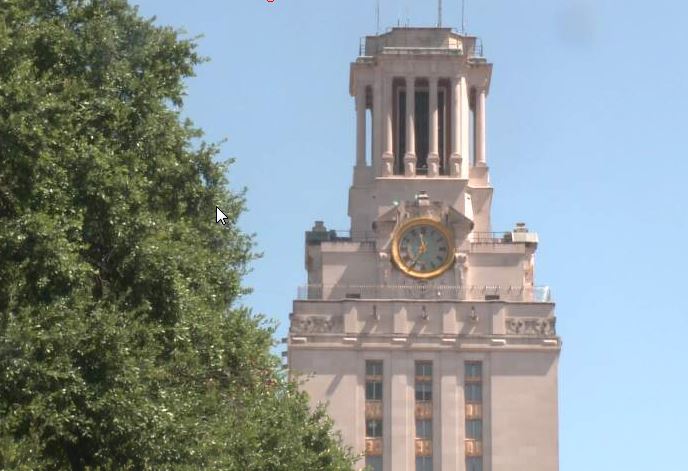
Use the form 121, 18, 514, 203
290, 316, 342, 334
401, 200, 444, 221
455, 252, 468, 265
506, 317, 556, 336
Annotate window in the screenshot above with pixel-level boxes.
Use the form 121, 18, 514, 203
466, 362, 482, 380
416, 361, 432, 378
416, 420, 432, 439
466, 420, 482, 440
438, 88, 446, 174
366, 360, 383, 401
396, 89, 407, 174
365, 360, 384, 467
465, 383, 482, 402
415, 381, 432, 401
416, 361, 432, 401
366, 419, 383, 437
464, 361, 484, 471
366, 361, 383, 377
415, 90, 429, 172
366, 381, 383, 401
415, 361, 433, 469
469, 88, 476, 165
416, 456, 433, 471
365, 455, 383, 471
467, 457, 483, 471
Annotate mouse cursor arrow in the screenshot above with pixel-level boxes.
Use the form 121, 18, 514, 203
216, 206, 228, 225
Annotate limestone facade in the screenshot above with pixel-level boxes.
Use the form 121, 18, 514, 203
288, 27, 560, 471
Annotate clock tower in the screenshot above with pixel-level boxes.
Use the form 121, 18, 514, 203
288, 27, 560, 471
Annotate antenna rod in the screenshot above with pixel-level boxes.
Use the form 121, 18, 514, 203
461, 0, 466, 34
438, 0, 443, 27
376, 0, 380, 34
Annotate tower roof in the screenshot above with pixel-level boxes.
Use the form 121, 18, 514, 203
361, 27, 482, 58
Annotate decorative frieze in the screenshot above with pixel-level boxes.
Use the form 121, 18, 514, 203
365, 401, 383, 420
506, 317, 556, 336
415, 438, 433, 457
465, 403, 482, 420
290, 316, 342, 334
415, 401, 433, 420
465, 439, 483, 457
365, 438, 383, 456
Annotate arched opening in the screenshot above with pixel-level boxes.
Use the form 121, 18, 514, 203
469, 87, 477, 167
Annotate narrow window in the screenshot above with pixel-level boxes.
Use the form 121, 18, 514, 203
438, 88, 446, 175
397, 89, 406, 174
469, 89, 477, 166
416, 456, 433, 471
415, 381, 432, 401
366, 455, 383, 471
467, 457, 483, 471
416, 419, 433, 439
365, 360, 383, 470
366, 419, 383, 437
415, 361, 433, 470
415, 90, 429, 173
366, 108, 373, 166
464, 361, 483, 470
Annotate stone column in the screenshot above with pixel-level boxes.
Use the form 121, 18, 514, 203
476, 88, 487, 166
428, 78, 440, 177
449, 77, 462, 177
355, 85, 366, 167
460, 77, 470, 175
381, 76, 395, 176
404, 77, 416, 176
440, 352, 460, 470
390, 355, 412, 471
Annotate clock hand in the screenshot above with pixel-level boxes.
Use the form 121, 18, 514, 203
410, 239, 427, 266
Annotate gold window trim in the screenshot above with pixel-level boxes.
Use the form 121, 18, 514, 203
365, 401, 383, 420
465, 439, 483, 457
415, 401, 433, 419
465, 402, 483, 420
415, 438, 433, 457
365, 438, 383, 456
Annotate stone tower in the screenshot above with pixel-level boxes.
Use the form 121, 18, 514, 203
287, 27, 560, 471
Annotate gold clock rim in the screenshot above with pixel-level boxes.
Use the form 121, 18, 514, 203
391, 217, 455, 280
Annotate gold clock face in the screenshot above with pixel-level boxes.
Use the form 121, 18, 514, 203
391, 218, 454, 279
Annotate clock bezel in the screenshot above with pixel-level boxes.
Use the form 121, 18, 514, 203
391, 217, 455, 280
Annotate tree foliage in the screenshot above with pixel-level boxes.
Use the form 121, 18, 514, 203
0, 0, 355, 469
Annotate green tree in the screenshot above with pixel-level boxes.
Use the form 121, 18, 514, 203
0, 0, 355, 469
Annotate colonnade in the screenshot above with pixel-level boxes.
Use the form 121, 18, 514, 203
355, 76, 487, 177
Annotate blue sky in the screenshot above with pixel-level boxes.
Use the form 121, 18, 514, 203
134, 1, 688, 469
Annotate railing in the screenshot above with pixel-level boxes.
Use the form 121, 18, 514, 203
469, 38, 484, 58
310, 231, 522, 244
330, 230, 377, 241
469, 232, 514, 244
297, 285, 552, 303
306, 229, 376, 244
